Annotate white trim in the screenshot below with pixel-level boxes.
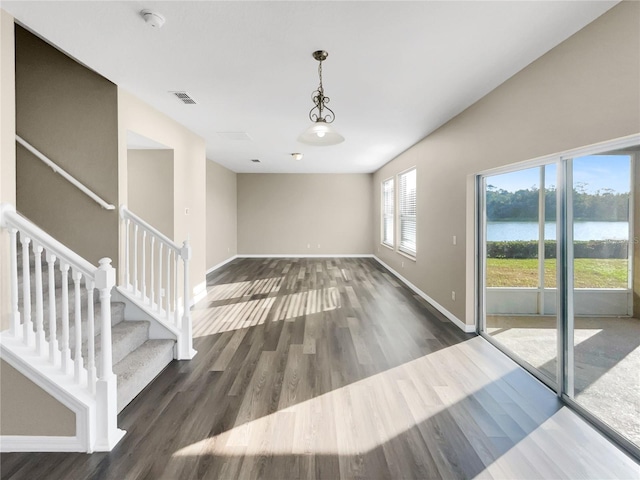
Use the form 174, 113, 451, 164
206, 255, 238, 275
238, 254, 375, 259
0, 338, 94, 452
0, 435, 85, 453
373, 256, 475, 333
476, 134, 640, 177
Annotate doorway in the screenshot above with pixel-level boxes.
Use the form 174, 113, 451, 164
478, 142, 639, 457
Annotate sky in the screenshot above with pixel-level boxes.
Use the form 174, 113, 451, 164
487, 155, 631, 194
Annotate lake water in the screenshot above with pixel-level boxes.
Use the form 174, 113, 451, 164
487, 221, 629, 241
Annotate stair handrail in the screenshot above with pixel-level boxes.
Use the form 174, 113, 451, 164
119, 205, 195, 360
15, 135, 116, 211
0, 203, 121, 451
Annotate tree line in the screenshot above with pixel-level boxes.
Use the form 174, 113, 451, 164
486, 184, 629, 221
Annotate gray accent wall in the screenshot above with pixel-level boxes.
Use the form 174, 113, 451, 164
15, 25, 119, 268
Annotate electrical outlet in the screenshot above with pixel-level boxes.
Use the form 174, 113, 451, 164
307, 243, 311, 249
452, 235, 457, 246
452, 291, 456, 301
185, 208, 189, 215
401, 261, 404, 268
317, 244, 321, 249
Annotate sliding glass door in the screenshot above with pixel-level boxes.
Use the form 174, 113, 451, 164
479, 146, 639, 456
567, 153, 638, 449
482, 164, 558, 386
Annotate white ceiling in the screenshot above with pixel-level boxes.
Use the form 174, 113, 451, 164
3, 1, 617, 173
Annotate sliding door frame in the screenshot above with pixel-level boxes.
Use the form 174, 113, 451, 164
475, 134, 640, 461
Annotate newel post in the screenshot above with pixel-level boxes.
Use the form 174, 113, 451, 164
177, 240, 196, 360
93, 258, 124, 451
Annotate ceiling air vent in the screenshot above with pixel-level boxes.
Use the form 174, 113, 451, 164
251, 159, 261, 163
170, 91, 196, 104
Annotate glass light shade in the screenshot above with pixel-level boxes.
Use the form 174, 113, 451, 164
298, 121, 345, 146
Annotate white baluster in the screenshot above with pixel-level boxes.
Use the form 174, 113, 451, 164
177, 240, 195, 360
174, 253, 179, 326
86, 279, 96, 394
124, 217, 130, 289
150, 236, 155, 308
142, 230, 147, 301
60, 262, 72, 375
157, 243, 163, 312
95, 257, 119, 449
165, 248, 171, 320
73, 270, 83, 383
21, 234, 32, 346
33, 243, 45, 356
133, 224, 139, 295
9, 228, 20, 337
46, 253, 58, 364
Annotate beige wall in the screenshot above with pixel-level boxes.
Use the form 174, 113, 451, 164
118, 90, 206, 297
0, 360, 75, 436
1, 10, 16, 332
373, 2, 640, 325
127, 149, 174, 239
206, 160, 237, 269
14, 25, 119, 268
238, 174, 373, 255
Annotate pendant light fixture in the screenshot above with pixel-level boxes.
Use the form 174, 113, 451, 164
298, 50, 345, 146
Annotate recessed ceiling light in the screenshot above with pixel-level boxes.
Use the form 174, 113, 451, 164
291, 153, 303, 161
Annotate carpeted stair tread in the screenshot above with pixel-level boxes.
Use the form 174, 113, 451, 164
115, 339, 175, 412
82, 320, 150, 368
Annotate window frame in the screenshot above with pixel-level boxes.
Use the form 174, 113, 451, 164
397, 167, 417, 257
381, 176, 395, 248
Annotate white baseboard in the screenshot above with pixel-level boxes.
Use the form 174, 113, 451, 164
0, 435, 85, 452
373, 256, 475, 334
206, 255, 238, 275
237, 254, 375, 259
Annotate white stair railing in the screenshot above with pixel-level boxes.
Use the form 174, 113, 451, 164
0, 203, 122, 451
119, 206, 195, 360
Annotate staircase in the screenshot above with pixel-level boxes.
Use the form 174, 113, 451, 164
0, 204, 192, 452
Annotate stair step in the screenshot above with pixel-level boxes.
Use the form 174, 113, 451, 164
84, 320, 150, 368
115, 339, 175, 413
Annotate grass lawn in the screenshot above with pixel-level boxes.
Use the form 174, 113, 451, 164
486, 258, 628, 288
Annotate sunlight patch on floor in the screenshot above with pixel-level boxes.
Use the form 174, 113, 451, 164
172, 338, 510, 457
205, 277, 284, 302
192, 287, 341, 337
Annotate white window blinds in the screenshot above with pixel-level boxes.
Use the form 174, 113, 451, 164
382, 178, 394, 246
398, 168, 417, 255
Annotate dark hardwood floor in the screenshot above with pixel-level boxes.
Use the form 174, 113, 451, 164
1, 258, 638, 479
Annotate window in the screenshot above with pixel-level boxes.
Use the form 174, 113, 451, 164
398, 168, 417, 256
382, 178, 394, 247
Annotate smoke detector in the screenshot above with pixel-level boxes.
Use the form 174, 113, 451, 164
141, 10, 166, 28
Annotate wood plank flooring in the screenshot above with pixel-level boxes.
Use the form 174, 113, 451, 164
2, 258, 639, 479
